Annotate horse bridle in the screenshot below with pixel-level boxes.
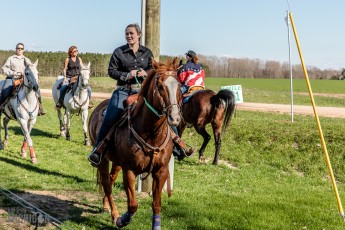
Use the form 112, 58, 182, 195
145, 71, 180, 118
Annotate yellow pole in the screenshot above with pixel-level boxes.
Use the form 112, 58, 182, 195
289, 11, 345, 221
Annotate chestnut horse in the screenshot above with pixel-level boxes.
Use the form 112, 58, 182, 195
88, 58, 182, 230
178, 89, 236, 165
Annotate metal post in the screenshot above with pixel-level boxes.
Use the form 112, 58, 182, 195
289, 10, 345, 225
285, 10, 294, 122
137, 0, 146, 193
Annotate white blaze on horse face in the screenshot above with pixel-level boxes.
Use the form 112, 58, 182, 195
164, 76, 181, 126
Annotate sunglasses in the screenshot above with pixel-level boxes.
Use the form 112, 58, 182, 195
73, 50, 78, 53
16, 47, 24, 50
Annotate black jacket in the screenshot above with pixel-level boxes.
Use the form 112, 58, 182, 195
108, 44, 153, 86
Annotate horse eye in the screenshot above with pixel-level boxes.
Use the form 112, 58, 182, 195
158, 84, 164, 91
25, 72, 29, 75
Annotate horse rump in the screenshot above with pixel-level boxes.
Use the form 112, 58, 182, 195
210, 89, 236, 132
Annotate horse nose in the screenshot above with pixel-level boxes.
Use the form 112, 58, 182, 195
168, 114, 181, 126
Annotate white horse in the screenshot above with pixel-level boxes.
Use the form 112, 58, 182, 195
52, 62, 91, 145
0, 60, 40, 164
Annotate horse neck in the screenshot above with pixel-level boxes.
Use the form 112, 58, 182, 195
22, 79, 35, 99
74, 75, 87, 97
134, 88, 168, 135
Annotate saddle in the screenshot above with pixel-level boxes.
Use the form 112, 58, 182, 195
182, 86, 204, 104
57, 75, 78, 90
11, 75, 24, 96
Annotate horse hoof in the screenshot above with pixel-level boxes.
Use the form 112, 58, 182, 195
116, 217, 125, 228
60, 132, 66, 137
85, 140, 91, 146
199, 157, 206, 164
66, 136, 71, 141
21, 152, 27, 158
31, 157, 38, 164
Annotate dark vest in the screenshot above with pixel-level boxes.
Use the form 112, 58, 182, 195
66, 57, 80, 77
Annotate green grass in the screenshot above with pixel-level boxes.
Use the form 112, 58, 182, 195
0, 77, 345, 229
37, 76, 345, 107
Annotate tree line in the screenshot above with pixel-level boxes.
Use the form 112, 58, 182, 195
0, 50, 342, 79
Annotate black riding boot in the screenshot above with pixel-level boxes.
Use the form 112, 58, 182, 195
171, 126, 195, 161
37, 92, 47, 116
56, 88, 67, 109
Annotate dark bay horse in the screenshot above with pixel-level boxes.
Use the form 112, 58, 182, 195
88, 57, 182, 230
178, 89, 236, 165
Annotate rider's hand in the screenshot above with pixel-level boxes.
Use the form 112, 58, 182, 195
136, 69, 147, 77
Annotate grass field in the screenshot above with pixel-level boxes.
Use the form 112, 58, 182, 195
37, 76, 345, 107
0, 77, 345, 229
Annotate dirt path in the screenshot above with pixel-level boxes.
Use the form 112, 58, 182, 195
42, 89, 345, 119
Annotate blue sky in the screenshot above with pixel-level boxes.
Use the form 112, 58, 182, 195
1, 0, 344, 70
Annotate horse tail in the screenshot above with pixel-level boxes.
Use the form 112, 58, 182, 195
211, 89, 236, 133
96, 161, 109, 193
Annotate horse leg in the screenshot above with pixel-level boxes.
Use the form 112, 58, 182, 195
103, 164, 121, 213
18, 119, 37, 164
57, 108, 66, 137
110, 164, 121, 185
116, 169, 137, 228
150, 166, 169, 230
65, 111, 71, 141
195, 126, 211, 163
81, 109, 90, 146
27, 118, 37, 164
211, 121, 223, 165
0, 115, 4, 150
3, 116, 9, 146
21, 140, 28, 158
98, 160, 119, 220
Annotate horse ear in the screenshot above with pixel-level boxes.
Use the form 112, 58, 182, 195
87, 62, 91, 68
33, 59, 38, 66
172, 57, 180, 70
152, 58, 159, 69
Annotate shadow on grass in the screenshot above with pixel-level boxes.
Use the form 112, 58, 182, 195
6, 126, 60, 139
0, 189, 111, 229
0, 157, 87, 183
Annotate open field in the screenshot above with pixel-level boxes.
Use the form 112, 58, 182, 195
0, 77, 345, 229
35, 76, 345, 107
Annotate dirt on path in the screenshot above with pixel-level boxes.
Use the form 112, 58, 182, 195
42, 89, 345, 119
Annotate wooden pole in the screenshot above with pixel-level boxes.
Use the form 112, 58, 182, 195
140, 0, 161, 193
144, 0, 160, 61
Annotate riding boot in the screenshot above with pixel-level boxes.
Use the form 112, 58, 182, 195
38, 102, 47, 116
56, 88, 67, 109
88, 140, 108, 167
88, 101, 94, 109
170, 126, 195, 160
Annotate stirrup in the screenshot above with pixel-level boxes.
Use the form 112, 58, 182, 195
88, 150, 102, 166
56, 102, 63, 109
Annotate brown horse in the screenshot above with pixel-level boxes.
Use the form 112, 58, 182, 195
88, 57, 182, 229
178, 89, 236, 165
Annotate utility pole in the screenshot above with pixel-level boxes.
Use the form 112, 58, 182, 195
139, 0, 161, 193
144, 0, 160, 61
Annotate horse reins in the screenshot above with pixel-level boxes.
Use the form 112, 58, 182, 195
144, 71, 180, 118
71, 69, 89, 115
16, 71, 39, 119
129, 71, 179, 179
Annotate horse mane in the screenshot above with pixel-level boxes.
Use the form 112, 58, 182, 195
132, 58, 179, 119
132, 69, 156, 119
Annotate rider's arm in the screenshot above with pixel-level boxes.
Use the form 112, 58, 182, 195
63, 58, 69, 81
108, 49, 128, 82
2, 56, 15, 76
